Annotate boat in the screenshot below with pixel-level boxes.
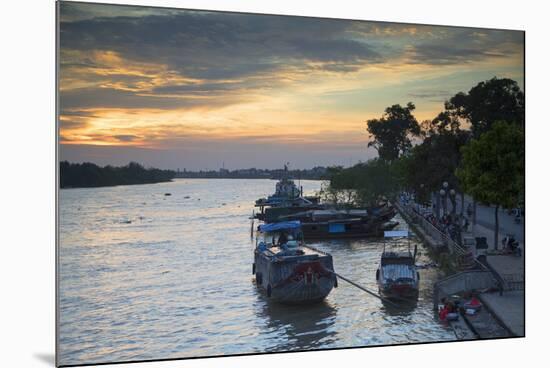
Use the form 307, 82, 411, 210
253, 221, 337, 304
274, 206, 399, 239
254, 165, 322, 222
376, 230, 419, 299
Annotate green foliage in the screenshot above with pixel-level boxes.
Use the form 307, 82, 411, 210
398, 126, 469, 197
324, 159, 399, 206
421, 111, 462, 136
456, 121, 524, 209
60, 161, 176, 188
445, 77, 524, 138
366, 102, 421, 161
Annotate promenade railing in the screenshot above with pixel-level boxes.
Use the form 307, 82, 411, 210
396, 199, 506, 293
398, 200, 465, 256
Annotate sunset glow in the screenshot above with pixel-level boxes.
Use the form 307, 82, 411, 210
59, 2, 524, 169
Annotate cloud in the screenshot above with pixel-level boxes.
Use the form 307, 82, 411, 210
113, 134, 141, 142
403, 29, 523, 65
59, 3, 523, 114
408, 90, 451, 99
59, 86, 250, 110
57, 2, 524, 168
59, 9, 379, 77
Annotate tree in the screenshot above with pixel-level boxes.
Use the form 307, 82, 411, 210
421, 111, 462, 137
456, 121, 524, 249
395, 110, 469, 207
445, 77, 524, 138
325, 159, 400, 206
59, 161, 176, 188
367, 102, 421, 161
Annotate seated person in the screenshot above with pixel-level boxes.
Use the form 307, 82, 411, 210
439, 302, 459, 321
464, 295, 482, 310
278, 232, 288, 246
439, 302, 450, 320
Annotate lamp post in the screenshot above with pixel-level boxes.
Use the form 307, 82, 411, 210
449, 189, 457, 215
440, 181, 462, 245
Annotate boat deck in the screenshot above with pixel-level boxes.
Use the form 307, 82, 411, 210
261, 244, 328, 260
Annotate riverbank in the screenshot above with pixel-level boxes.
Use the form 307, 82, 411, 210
393, 200, 524, 339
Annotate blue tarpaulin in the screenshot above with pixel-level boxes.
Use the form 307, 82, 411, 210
258, 221, 301, 233
329, 223, 345, 233
384, 230, 409, 238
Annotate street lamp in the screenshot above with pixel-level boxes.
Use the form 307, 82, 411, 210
439, 182, 463, 245
449, 189, 457, 215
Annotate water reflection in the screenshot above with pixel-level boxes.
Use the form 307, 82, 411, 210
380, 298, 419, 316
259, 300, 338, 352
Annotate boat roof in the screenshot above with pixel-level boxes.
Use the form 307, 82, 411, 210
258, 220, 301, 233
380, 263, 416, 281
384, 230, 409, 238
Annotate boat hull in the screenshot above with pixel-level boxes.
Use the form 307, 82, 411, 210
254, 251, 336, 304
300, 220, 399, 239
376, 260, 419, 300
378, 284, 419, 300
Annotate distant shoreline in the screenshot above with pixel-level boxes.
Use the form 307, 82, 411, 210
174, 175, 327, 180
174, 167, 328, 180
60, 162, 330, 188
60, 161, 176, 189
60, 177, 326, 189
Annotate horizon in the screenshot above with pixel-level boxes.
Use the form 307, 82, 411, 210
58, 2, 524, 171
59, 159, 342, 172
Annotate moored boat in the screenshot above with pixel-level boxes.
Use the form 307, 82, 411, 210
254, 165, 322, 222
253, 221, 337, 304
376, 230, 419, 299
276, 207, 399, 239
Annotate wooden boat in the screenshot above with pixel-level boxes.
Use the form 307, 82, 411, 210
253, 221, 337, 304
254, 196, 322, 223
275, 207, 399, 239
376, 230, 419, 299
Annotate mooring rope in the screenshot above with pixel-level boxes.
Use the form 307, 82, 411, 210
330, 271, 401, 307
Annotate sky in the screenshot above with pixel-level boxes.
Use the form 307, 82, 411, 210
58, 1, 524, 170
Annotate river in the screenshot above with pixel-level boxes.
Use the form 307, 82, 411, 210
58, 178, 456, 366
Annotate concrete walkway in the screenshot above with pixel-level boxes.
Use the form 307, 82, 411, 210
460, 222, 524, 338
463, 201, 525, 337
479, 291, 525, 336
455, 194, 524, 248
463, 223, 524, 276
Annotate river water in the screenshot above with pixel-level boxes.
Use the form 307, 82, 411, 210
58, 179, 456, 366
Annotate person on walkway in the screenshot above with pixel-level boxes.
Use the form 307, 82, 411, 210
462, 215, 470, 232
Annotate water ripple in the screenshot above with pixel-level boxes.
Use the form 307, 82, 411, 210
59, 179, 455, 366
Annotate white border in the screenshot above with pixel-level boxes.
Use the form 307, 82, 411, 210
2, 1, 548, 368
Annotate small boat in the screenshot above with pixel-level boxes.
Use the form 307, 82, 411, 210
253, 221, 337, 304
376, 230, 419, 299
